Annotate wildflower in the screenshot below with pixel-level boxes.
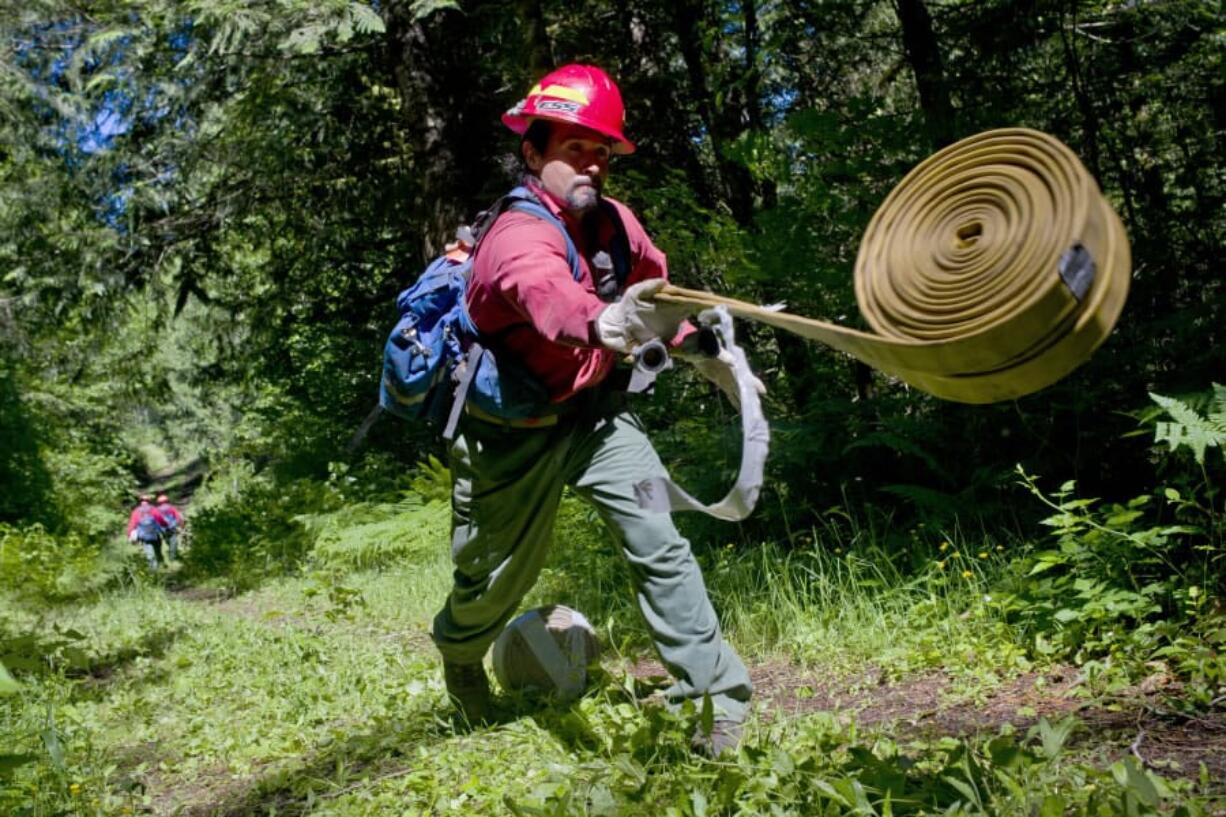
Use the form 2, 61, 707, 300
834, 547, 843, 555
939, 541, 949, 552
961, 570, 974, 579
936, 560, 946, 570
978, 551, 988, 559
69, 783, 81, 796
995, 545, 1004, 552
983, 594, 992, 603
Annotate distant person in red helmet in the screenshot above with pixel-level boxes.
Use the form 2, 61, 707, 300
155, 493, 185, 562
127, 494, 170, 570
432, 64, 755, 757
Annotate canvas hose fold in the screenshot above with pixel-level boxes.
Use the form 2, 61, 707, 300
655, 128, 1131, 405
634, 305, 769, 522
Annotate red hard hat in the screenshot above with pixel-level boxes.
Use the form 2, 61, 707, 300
502, 64, 636, 155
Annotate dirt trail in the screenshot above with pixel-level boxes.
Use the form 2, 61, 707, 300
627, 656, 1226, 784
144, 456, 208, 506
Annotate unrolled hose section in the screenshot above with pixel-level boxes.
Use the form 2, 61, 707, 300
656, 128, 1130, 404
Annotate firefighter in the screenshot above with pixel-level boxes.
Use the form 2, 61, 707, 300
127, 494, 170, 570
432, 64, 758, 756
155, 493, 184, 562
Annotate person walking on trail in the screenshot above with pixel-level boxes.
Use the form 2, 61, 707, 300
127, 494, 170, 570
432, 64, 758, 757
155, 493, 184, 562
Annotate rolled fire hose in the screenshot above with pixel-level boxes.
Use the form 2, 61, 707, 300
656, 128, 1131, 404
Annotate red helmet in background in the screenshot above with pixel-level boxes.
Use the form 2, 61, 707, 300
502, 64, 636, 155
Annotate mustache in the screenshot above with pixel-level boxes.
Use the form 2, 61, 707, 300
569, 175, 603, 193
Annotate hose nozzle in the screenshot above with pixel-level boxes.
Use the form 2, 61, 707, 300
633, 338, 671, 374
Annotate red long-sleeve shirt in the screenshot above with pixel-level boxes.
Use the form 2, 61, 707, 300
157, 502, 184, 526
465, 178, 674, 404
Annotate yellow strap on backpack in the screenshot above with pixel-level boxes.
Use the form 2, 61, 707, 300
657, 128, 1130, 404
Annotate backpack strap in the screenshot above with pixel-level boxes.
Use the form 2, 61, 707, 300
442, 187, 585, 441
597, 199, 631, 291
499, 186, 583, 283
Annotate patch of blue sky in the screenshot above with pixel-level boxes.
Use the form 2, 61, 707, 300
79, 87, 133, 153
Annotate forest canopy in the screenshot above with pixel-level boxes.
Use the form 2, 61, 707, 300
2, 2, 1221, 534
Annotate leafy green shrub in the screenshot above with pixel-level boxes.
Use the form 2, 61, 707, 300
40, 447, 132, 542
183, 476, 341, 589
0, 363, 54, 528
1001, 475, 1179, 661
996, 387, 1223, 696
0, 524, 127, 604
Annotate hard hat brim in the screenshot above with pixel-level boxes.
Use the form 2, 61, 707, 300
502, 111, 636, 155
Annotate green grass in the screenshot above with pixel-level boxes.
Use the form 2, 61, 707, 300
2, 494, 1222, 816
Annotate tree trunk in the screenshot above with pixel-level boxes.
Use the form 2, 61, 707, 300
517, 0, 553, 76
670, 0, 756, 225
383, 1, 506, 261
1057, 1, 1101, 178
894, 0, 955, 148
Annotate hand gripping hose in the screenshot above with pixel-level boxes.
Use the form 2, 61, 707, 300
633, 306, 770, 522
656, 128, 1131, 404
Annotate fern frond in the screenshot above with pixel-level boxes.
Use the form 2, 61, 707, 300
1210, 383, 1226, 436
844, 431, 949, 481
880, 484, 962, 516
280, 24, 325, 55
1150, 390, 1225, 465
311, 499, 449, 571
348, 3, 386, 34
409, 0, 461, 20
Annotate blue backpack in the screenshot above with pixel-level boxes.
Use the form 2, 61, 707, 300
135, 508, 162, 542
157, 503, 179, 531
379, 186, 627, 437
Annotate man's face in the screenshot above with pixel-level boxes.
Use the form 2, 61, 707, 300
523, 122, 612, 215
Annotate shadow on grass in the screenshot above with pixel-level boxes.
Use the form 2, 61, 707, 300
158, 704, 460, 817
1, 621, 188, 694
149, 673, 668, 817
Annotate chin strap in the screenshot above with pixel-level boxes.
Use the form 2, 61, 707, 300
633, 306, 770, 522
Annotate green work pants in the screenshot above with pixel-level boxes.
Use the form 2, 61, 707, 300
432, 391, 753, 722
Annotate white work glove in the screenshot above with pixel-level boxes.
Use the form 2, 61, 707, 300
676, 333, 766, 412
595, 279, 691, 353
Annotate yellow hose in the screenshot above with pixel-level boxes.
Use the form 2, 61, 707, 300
657, 128, 1131, 403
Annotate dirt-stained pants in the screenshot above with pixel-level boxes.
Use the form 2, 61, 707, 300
432, 392, 753, 722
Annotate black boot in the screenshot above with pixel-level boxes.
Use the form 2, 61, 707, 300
443, 660, 491, 725
691, 719, 743, 758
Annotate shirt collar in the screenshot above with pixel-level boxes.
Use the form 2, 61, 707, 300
523, 175, 581, 229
